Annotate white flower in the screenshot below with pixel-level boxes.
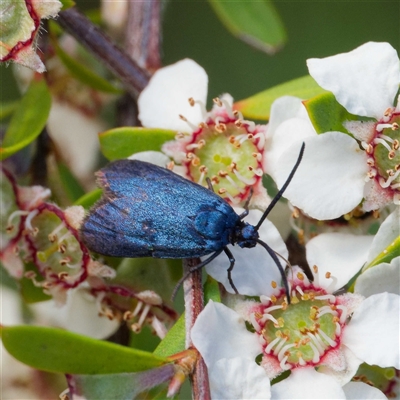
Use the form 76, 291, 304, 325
191, 231, 399, 398
137, 59, 271, 209
267, 42, 400, 220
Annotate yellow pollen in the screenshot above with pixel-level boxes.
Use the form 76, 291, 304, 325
333, 316, 340, 323
218, 188, 227, 194
188, 97, 195, 106
298, 229, 305, 245
297, 272, 305, 280
167, 161, 175, 170
302, 293, 310, 301
296, 351, 303, 358
270, 295, 277, 303
191, 159, 200, 167
330, 304, 337, 310
213, 97, 222, 107
215, 123, 227, 133
235, 120, 243, 127
281, 302, 288, 311
384, 108, 392, 117
274, 317, 285, 328
291, 295, 300, 304
276, 330, 284, 338
365, 144, 374, 154
254, 311, 263, 319
271, 281, 277, 289
179, 114, 187, 121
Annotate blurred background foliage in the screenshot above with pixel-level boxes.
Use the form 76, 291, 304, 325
1, 0, 399, 104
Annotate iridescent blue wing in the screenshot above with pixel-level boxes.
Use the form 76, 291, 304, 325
80, 160, 240, 258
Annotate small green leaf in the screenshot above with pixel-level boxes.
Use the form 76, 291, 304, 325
234, 75, 327, 120
366, 236, 400, 268
59, 0, 75, 10
70, 365, 174, 400
204, 275, 221, 303
154, 313, 185, 358
99, 127, 176, 160
54, 42, 122, 94
304, 92, 371, 134
208, 0, 286, 54
0, 100, 18, 120
57, 161, 85, 202
74, 189, 103, 208
1, 325, 169, 374
0, 79, 51, 160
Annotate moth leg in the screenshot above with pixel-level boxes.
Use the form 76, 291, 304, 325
171, 250, 223, 300
224, 247, 238, 294
205, 177, 214, 192
238, 188, 254, 220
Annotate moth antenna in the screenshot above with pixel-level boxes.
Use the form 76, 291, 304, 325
255, 239, 291, 304
239, 188, 253, 220
206, 177, 214, 192
255, 142, 305, 231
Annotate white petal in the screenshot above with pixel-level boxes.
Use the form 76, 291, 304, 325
307, 42, 400, 119
206, 210, 288, 296
342, 382, 388, 400
366, 208, 400, 265
138, 59, 208, 131
30, 289, 119, 339
191, 301, 261, 367
306, 233, 373, 292
268, 96, 310, 136
274, 131, 368, 220
318, 345, 363, 386
271, 367, 346, 399
343, 293, 400, 369
127, 150, 170, 167
356, 257, 400, 297
210, 358, 271, 400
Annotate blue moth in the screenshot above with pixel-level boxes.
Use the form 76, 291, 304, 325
81, 143, 305, 300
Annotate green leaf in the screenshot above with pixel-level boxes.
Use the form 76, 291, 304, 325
208, 0, 286, 54
99, 127, 176, 160
59, 0, 75, 10
366, 236, 400, 268
1, 325, 169, 374
70, 365, 174, 400
54, 42, 122, 94
204, 275, 221, 303
154, 313, 185, 358
74, 189, 103, 208
0, 79, 51, 160
57, 161, 86, 202
234, 75, 327, 120
304, 92, 371, 134
0, 100, 18, 120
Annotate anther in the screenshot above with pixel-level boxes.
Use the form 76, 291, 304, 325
271, 281, 277, 289
218, 188, 227, 194
366, 157, 375, 166
199, 165, 208, 173
215, 123, 227, 133
297, 272, 304, 281
234, 119, 243, 127
218, 170, 228, 178
188, 97, 195, 106
393, 139, 399, 150
167, 161, 175, 170
213, 97, 223, 107
388, 150, 396, 160
179, 114, 187, 121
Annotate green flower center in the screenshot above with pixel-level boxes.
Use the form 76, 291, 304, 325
369, 111, 400, 191
254, 285, 344, 369
184, 116, 265, 204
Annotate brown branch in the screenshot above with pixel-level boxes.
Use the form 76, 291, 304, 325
183, 259, 211, 400
125, 0, 162, 72
57, 7, 150, 98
